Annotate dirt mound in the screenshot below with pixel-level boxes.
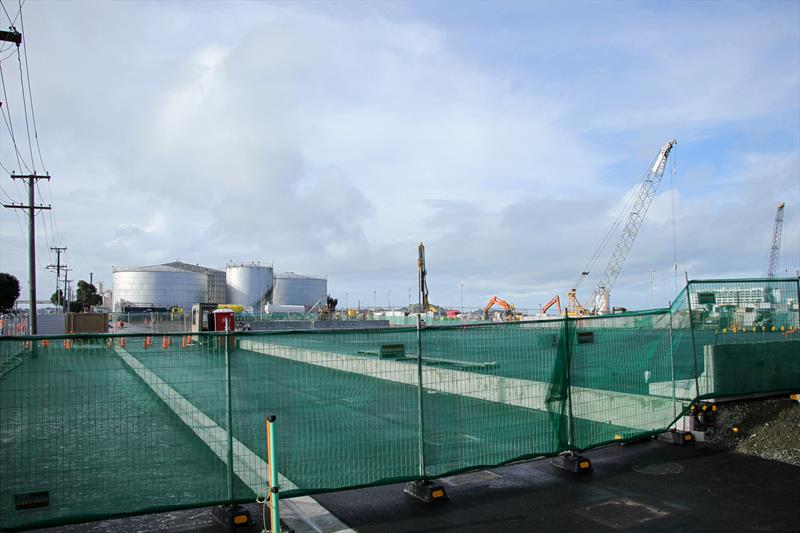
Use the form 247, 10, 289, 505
704, 396, 800, 466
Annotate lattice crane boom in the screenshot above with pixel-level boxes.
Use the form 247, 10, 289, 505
584, 139, 677, 313
766, 202, 785, 277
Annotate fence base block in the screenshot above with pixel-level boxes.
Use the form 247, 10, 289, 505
404, 480, 448, 503
210, 505, 253, 529
657, 430, 694, 445
551, 453, 593, 473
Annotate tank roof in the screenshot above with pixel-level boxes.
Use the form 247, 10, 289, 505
275, 271, 327, 280
226, 261, 274, 268
112, 261, 223, 274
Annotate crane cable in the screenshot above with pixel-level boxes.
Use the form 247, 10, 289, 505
574, 165, 648, 290
670, 147, 679, 297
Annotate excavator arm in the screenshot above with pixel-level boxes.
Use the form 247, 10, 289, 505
542, 295, 562, 316
483, 296, 513, 317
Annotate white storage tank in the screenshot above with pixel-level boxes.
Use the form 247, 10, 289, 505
112, 265, 206, 312
226, 262, 274, 308
272, 272, 327, 309
163, 261, 226, 304
264, 304, 305, 314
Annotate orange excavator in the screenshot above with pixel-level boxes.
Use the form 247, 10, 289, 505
483, 296, 516, 320
541, 295, 562, 316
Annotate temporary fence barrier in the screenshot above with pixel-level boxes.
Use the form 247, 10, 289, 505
0, 277, 798, 530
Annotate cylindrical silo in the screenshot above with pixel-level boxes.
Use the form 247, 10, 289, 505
112, 265, 206, 312
226, 262, 274, 308
271, 272, 327, 309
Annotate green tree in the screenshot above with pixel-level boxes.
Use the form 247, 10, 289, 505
0, 273, 20, 312
73, 280, 102, 312
50, 289, 64, 307
326, 294, 338, 312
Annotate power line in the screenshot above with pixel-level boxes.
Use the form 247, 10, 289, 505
16, 0, 43, 170
0, 62, 31, 172
14, 46, 35, 173
0, 0, 24, 27
0, 0, 12, 25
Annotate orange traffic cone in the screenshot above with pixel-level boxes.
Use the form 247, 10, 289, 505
120, 337, 126, 348
42, 339, 49, 348
63, 339, 72, 350
144, 336, 151, 349
181, 336, 186, 349
162, 336, 168, 349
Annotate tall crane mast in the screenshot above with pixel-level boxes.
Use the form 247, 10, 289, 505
418, 242, 430, 312
574, 139, 677, 314
766, 202, 785, 277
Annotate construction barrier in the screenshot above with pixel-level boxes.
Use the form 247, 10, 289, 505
0, 277, 798, 530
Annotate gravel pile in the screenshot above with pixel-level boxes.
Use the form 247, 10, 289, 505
703, 396, 800, 466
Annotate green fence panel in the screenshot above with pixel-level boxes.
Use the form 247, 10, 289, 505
235, 328, 422, 496
669, 287, 700, 401
687, 278, 800, 398
567, 311, 679, 449
419, 320, 568, 477
2, 277, 799, 530
0, 335, 235, 531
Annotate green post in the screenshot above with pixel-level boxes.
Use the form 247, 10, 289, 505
415, 313, 426, 478
266, 415, 280, 533
684, 280, 701, 399
796, 278, 800, 330
225, 325, 234, 501
563, 315, 575, 450
668, 304, 677, 421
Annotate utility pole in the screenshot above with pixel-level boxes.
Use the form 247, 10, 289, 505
3, 173, 52, 334
62, 267, 71, 313
89, 272, 93, 286
47, 247, 67, 309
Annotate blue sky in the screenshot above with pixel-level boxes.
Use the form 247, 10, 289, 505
0, 0, 797, 312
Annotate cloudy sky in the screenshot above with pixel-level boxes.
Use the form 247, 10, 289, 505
0, 0, 798, 312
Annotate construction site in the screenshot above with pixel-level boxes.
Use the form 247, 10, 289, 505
1, 135, 798, 533
0, 1, 798, 531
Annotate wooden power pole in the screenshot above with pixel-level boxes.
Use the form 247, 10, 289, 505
47, 246, 67, 309
3, 173, 51, 334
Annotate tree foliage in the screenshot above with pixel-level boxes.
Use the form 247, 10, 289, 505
326, 294, 338, 312
50, 289, 64, 307
72, 280, 102, 312
0, 273, 20, 312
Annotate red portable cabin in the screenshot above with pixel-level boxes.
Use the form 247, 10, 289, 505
212, 309, 235, 332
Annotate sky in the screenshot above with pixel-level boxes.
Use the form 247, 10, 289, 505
0, 0, 798, 312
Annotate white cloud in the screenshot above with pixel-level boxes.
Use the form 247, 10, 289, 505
0, 1, 797, 313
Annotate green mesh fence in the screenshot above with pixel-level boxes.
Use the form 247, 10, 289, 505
686, 278, 800, 398
2, 277, 799, 530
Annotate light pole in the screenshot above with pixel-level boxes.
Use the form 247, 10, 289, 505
460, 283, 464, 315
373, 290, 377, 310
388, 289, 392, 310
346, 292, 349, 310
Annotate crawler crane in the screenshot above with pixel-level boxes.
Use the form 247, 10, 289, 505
569, 139, 677, 315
